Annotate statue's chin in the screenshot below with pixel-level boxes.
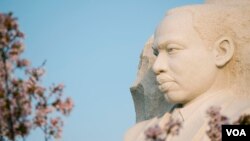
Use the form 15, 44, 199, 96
163, 92, 188, 105
164, 93, 179, 104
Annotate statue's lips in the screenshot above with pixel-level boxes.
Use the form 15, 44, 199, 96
156, 75, 175, 85
158, 82, 175, 92
156, 75, 176, 92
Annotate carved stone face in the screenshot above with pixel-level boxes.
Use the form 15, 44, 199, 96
152, 12, 219, 104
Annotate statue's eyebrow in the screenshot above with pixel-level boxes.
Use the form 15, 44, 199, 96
156, 41, 169, 50
157, 40, 183, 49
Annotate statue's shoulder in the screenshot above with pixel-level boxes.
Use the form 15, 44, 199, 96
231, 96, 250, 116
239, 104, 250, 115
124, 117, 159, 141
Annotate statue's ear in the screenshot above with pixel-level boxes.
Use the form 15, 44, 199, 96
213, 37, 235, 67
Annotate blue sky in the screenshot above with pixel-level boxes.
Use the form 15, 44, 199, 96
0, 0, 203, 140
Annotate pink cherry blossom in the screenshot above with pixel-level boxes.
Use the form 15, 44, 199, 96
0, 12, 74, 141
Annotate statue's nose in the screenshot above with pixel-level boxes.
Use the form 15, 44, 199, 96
153, 53, 168, 75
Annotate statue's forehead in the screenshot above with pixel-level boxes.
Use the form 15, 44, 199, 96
158, 12, 192, 30
154, 12, 194, 46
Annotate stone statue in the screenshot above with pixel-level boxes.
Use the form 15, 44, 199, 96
130, 36, 174, 123
125, 0, 250, 140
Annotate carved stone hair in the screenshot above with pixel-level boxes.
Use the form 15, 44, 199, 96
206, 0, 250, 5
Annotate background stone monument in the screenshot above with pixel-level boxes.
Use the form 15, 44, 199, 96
130, 36, 174, 122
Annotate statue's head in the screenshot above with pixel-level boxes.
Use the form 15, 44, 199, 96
152, 1, 250, 104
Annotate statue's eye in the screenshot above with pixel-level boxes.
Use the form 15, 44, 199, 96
167, 47, 177, 53
167, 48, 174, 52
166, 44, 182, 54
152, 46, 159, 56
153, 49, 159, 56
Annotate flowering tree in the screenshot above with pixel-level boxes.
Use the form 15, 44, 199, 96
206, 106, 250, 141
144, 117, 182, 141
143, 106, 250, 141
0, 12, 74, 141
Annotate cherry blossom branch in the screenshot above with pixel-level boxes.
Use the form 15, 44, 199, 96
0, 49, 16, 141
0, 12, 74, 141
